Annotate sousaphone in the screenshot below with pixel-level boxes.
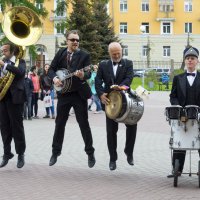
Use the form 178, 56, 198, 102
0, 6, 43, 100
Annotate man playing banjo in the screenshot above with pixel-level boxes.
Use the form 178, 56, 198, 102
95, 42, 137, 171
48, 30, 96, 168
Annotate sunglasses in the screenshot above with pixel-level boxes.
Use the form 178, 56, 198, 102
68, 38, 80, 42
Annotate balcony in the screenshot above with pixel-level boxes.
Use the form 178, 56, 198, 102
49, 15, 66, 22
156, 0, 175, 21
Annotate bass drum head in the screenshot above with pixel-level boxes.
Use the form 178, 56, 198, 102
105, 91, 123, 119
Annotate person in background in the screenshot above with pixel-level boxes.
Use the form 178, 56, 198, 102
29, 66, 40, 119
88, 65, 102, 114
40, 63, 55, 119
161, 73, 170, 90
24, 71, 34, 120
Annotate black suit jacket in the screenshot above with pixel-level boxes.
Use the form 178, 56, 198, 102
48, 48, 92, 98
170, 71, 200, 107
95, 59, 134, 98
3, 59, 26, 104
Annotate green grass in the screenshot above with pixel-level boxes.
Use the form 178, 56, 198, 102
131, 77, 172, 91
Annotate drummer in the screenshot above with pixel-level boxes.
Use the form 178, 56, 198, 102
168, 46, 200, 177
95, 42, 137, 171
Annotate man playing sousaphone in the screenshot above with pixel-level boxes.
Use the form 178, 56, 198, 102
0, 42, 26, 168
95, 42, 137, 171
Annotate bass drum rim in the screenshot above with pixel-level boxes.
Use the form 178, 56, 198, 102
105, 90, 124, 119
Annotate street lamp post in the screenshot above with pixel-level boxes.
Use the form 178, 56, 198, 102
140, 25, 145, 88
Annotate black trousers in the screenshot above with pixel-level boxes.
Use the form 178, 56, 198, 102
172, 149, 200, 172
0, 98, 26, 155
106, 116, 137, 162
52, 92, 95, 156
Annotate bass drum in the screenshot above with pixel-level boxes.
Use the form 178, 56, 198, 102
105, 90, 144, 125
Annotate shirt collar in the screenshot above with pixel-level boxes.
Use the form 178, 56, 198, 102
187, 69, 197, 74
10, 55, 16, 64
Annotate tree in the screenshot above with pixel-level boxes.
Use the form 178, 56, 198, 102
66, 0, 103, 64
92, 0, 120, 61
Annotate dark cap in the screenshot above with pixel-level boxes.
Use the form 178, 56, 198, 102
184, 47, 199, 59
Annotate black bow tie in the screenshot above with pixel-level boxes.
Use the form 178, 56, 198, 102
113, 62, 119, 66
187, 73, 196, 77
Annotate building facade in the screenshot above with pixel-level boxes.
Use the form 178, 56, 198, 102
1, 0, 200, 69
108, 0, 200, 68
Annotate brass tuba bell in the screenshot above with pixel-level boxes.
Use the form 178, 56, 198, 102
0, 6, 43, 100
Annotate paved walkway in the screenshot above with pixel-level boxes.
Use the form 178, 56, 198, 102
0, 92, 200, 200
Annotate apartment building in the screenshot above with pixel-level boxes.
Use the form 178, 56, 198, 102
108, 0, 200, 68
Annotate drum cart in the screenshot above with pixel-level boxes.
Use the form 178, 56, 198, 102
165, 105, 200, 187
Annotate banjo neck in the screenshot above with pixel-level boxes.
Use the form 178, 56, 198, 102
63, 65, 93, 80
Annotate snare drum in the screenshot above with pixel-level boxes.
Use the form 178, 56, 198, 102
170, 119, 200, 150
105, 90, 144, 125
165, 105, 183, 120
185, 105, 200, 120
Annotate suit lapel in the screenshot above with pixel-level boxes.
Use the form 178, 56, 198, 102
195, 71, 200, 99
179, 72, 187, 98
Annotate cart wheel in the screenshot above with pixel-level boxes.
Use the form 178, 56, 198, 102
198, 160, 200, 188
174, 159, 179, 187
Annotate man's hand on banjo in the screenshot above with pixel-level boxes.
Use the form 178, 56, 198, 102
74, 69, 84, 79
53, 77, 63, 87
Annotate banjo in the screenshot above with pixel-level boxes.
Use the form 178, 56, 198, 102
54, 65, 94, 94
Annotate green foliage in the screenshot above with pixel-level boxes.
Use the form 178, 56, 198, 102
28, 45, 38, 60
131, 76, 172, 91
67, 0, 103, 64
0, 0, 48, 17
92, 0, 120, 61
145, 70, 158, 84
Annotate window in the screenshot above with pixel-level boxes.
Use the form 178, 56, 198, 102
0, 4, 3, 12
184, 0, 192, 12
123, 45, 128, 57
185, 23, 192, 33
120, 0, 127, 12
162, 22, 171, 34
35, 1, 43, 10
141, 0, 149, 12
56, 0, 66, 17
120, 22, 127, 34
141, 22, 149, 33
163, 46, 171, 57
55, 23, 65, 34
159, 0, 174, 12
142, 45, 148, 57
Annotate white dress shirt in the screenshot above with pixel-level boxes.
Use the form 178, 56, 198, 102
186, 70, 197, 86
112, 62, 118, 77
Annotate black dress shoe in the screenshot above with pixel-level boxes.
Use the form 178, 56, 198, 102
17, 154, 25, 168
49, 153, 60, 166
127, 156, 134, 166
0, 153, 14, 168
88, 154, 96, 168
167, 171, 182, 178
109, 161, 116, 171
